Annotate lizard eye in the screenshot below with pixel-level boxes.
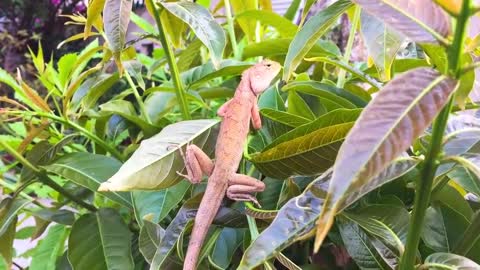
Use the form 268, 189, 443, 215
266, 64, 271, 67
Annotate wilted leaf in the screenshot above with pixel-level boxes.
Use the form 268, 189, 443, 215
99, 120, 219, 191
251, 109, 361, 179
160, 1, 226, 68
352, 0, 451, 44
283, 0, 352, 81
68, 208, 134, 270
315, 68, 456, 251
238, 157, 417, 269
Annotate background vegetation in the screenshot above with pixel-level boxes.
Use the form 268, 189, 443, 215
1, 0, 480, 269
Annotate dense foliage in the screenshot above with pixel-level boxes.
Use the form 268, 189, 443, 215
1, 0, 480, 269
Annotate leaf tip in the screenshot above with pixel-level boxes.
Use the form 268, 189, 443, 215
314, 208, 336, 252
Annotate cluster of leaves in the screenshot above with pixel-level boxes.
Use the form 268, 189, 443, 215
1, 0, 480, 269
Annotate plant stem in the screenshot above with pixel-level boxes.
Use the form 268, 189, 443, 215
399, 97, 455, 270
147, 0, 191, 120
448, 0, 472, 77
124, 70, 152, 123
224, 0, 240, 59
0, 141, 97, 211
454, 210, 480, 255
38, 173, 97, 211
337, 5, 361, 88
30, 112, 124, 160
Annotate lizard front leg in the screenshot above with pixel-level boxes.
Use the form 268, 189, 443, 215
177, 144, 214, 184
251, 101, 262, 130
227, 173, 265, 206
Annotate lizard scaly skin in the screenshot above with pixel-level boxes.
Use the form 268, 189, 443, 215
180, 60, 281, 270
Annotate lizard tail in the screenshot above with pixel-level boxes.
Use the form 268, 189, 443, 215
183, 178, 227, 270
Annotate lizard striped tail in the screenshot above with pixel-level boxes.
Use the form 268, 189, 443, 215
183, 178, 227, 270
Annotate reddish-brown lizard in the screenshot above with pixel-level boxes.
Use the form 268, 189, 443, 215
178, 60, 281, 270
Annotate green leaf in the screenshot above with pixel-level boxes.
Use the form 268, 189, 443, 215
243, 38, 340, 59
43, 152, 132, 208
284, 0, 301, 21
235, 10, 298, 37
30, 224, 68, 270
360, 12, 405, 81
209, 228, 245, 269
238, 157, 417, 269
130, 11, 156, 34
283, 81, 368, 109
287, 90, 316, 120
139, 219, 165, 263
315, 68, 456, 249
352, 0, 451, 44
0, 198, 29, 236
423, 253, 480, 269
251, 109, 361, 179
124, 60, 146, 90
181, 60, 251, 88
338, 217, 394, 270
0, 68, 23, 99
0, 215, 16, 269
99, 99, 162, 137
68, 208, 134, 270
455, 54, 475, 109
231, 0, 257, 42
446, 154, 480, 197
260, 108, 311, 128
160, 1, 226, 68
160, 7, 187, 48
99, 120, 219, 191
57, 53, 78, 89
283, 0, 352, 81
31, 208, 75, 225
85, 0, 106, 37
132, 180, 191, 225
103, 0, 132, 54
80, 72, 120, 109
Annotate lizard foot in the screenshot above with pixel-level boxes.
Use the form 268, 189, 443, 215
227, 193, 262, 208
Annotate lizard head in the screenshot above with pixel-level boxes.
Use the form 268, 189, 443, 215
244, 59, 281, 95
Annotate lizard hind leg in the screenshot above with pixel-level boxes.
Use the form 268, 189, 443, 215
227, 173, 265, 207
176, 144, 214, 184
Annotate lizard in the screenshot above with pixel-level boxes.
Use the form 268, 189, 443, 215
178, 59, 281, 270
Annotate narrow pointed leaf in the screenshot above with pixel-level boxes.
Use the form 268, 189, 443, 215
283, 0, 352, 81
260, 108, 311, 128
446, 154, 480, 197
160, 1, 226, 68
85, 0, 106, 38
352, 0, 451, 44
315, 68, 456, 250
238, 157, 417, 269
0, 198, 29, 236
99, 120, 219, 191
103, 0, 132, 61
251, 109, 362, 178
0, 215, 16, 268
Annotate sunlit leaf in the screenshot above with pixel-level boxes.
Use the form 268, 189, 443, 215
283, 0, 352, 81
68, 208, 134, 270
251, 109, 361, 179
315, 68, 456, 251
352, 0, 451, 44
235, 10, 298, 37
99, 120, 219, 191
243, 38, 340, 59
360, 12, 405, 81
160, 1, 226, 68
85, 0, 106, 38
